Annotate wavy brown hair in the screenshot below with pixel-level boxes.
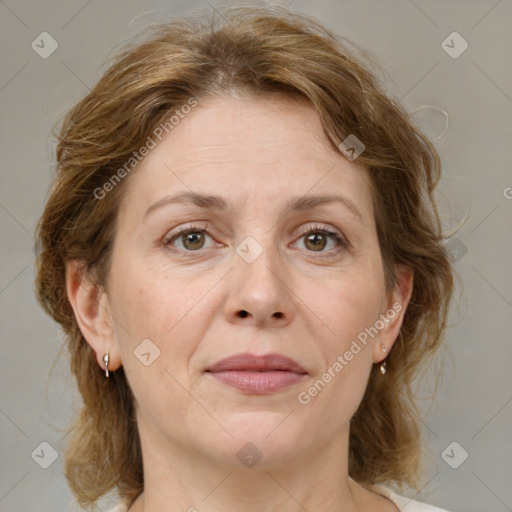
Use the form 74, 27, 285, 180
35, 5, 454, 510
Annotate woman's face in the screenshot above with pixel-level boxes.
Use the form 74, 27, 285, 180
84, 95, 410, 468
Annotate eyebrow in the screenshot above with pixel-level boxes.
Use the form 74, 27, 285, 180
143, 191, 363, 221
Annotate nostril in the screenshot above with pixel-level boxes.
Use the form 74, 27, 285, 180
237, 310, 283, 319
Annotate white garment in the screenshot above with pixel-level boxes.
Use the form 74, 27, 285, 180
107, 504, 128, 512
374, 485, 451, 511
106, 486, 452, 511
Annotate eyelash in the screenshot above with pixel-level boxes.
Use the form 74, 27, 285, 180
163, 222, 348, 257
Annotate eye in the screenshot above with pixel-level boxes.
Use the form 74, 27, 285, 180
163, 222, 348, 256
293, 224, 347, 255
163, 223, 216, 252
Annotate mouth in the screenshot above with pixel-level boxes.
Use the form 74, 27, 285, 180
205, 352, 307, 394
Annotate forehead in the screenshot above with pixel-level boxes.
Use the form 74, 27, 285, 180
120, 95, 374, 221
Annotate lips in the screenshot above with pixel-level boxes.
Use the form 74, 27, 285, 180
206, 352, 307, 394
206, 352, 307, 374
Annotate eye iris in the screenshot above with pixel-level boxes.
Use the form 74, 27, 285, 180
183, 232, 205, 250
305, 232, 327, 251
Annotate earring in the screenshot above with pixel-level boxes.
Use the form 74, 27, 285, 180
103, 352, 110, 378
380, 343, 387, 374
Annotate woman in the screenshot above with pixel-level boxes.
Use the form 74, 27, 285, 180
35, 5, 454, 512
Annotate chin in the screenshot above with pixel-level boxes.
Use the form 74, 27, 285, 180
198, 411, 309, 469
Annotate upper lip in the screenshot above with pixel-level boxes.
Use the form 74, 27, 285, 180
206, 352, 307, 374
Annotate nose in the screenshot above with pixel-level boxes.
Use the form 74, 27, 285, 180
223, 241, 295, 328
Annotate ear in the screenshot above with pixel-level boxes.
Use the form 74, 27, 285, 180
65, 260, 122, 373
372, 265, 414, 363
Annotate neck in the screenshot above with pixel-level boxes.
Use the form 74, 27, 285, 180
129, 422, 362, 512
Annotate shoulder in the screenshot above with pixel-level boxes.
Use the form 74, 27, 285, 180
375, 485, 453, 512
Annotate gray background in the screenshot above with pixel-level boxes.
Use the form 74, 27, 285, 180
1, 1, 511, 511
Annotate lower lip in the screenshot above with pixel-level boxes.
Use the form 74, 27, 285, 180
207, 370, 306, 394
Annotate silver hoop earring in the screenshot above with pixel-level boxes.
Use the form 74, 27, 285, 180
103, 352, 110, 378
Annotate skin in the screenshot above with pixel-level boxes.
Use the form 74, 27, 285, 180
66, 95, 413, 512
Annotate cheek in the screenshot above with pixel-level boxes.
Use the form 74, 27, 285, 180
310, 267, 385, 350
109, 253, 196, 337
298, 283, 377, 427
108, 257, 221, 380
108, 268, 206, 427
297, 258, 384, 408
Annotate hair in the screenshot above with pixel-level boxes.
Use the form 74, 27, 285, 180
35, 4, 454, 510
